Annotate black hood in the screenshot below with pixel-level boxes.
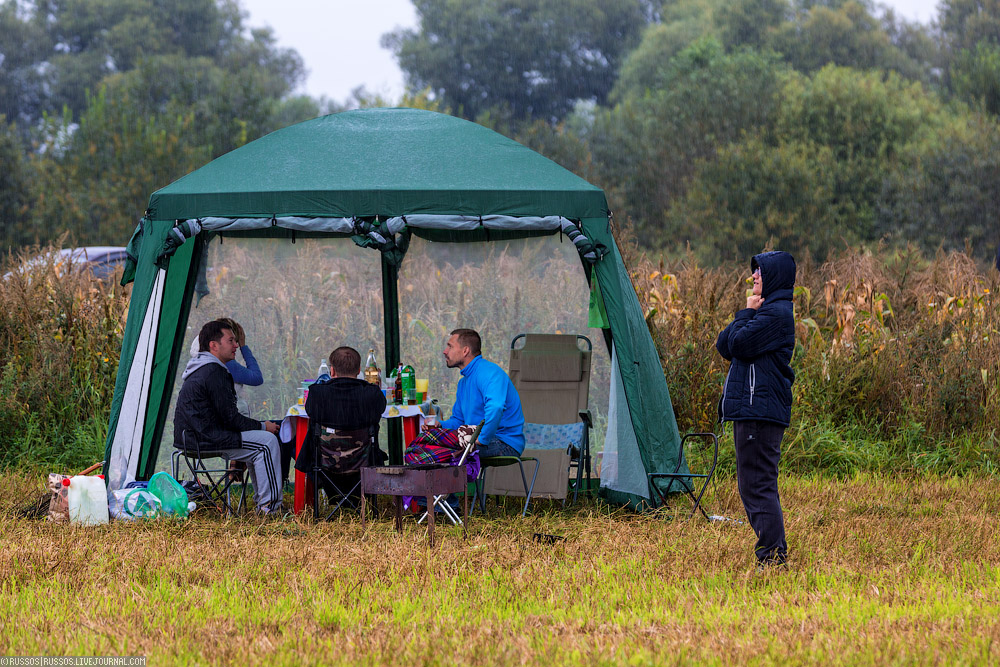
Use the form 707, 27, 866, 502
751, 251, 796, 302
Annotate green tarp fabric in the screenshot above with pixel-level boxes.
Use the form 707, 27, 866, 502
105, 108, 686, 509
148, 109, 608, 221
581, 218, 684, 509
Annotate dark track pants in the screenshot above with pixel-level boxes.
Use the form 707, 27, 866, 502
733, 420, 788, 564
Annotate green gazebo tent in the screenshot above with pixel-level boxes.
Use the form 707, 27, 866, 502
104, 108, 685, 509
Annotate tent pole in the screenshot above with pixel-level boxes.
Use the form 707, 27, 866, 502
382, 254, 403, 464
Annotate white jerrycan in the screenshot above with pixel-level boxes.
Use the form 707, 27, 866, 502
65, 475, 110, 526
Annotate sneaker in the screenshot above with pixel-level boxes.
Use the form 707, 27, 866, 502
255, 503, 289, 520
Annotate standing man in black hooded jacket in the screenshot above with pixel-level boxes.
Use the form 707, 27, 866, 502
716, 250, 796, 567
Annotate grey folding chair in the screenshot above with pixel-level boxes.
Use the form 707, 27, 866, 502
486, 333, 593, 505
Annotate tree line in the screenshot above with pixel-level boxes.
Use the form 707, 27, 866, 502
2, 0, 999, 264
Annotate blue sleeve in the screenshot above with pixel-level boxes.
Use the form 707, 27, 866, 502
475, 368, 505, 443
440, 378, 465, 430
226, 345, 264, 386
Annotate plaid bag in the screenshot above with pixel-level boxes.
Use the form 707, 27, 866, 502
402, 424, 481, 512
404, 426, 463, 466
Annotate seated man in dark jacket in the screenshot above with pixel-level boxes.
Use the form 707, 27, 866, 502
174, 320, 283, 514
716, 250, 796, 567
295, 346, 387, 504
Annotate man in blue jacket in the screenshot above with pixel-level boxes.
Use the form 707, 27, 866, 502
716, 250, 796, 567
439, 328, 525, 457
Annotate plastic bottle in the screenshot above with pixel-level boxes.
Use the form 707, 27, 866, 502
317, 359, 331, 382
364, 349, 381, 385
65, 475, 110, 525
401, 363, 416, 404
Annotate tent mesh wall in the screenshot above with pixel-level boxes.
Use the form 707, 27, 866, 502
152, 234, 610, 475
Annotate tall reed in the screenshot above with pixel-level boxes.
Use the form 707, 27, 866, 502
0, 244, 129, 470
2, 236, 998, 477
622, 236, 1000, 475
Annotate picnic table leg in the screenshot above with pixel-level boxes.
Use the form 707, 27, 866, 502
394, 496, 403, 533
294, 417, 314, 514
403, 415, 419, 446
360, 490, 367, 531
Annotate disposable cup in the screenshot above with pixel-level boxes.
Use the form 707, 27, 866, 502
415, 378, 429, 394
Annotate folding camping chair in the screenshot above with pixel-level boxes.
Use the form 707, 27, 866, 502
303, 381, 386, 521
487, 333, 593, 506
172, 430, 249, 515
416, 421, 484, 526
646, 432, 720, 520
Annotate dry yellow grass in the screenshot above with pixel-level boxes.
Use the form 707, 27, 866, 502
1, 473, 998, 666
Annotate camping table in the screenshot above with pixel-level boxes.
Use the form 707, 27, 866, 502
360, 465, 468, 547
281, 403, 428, 514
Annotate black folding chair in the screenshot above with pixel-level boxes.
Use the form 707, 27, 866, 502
301, 381, 386, 521
646, 432, 719, 520
172, 430, 249, 515
311, 423, 384, 520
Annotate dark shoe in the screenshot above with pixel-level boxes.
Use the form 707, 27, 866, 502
756, 558, 788, 573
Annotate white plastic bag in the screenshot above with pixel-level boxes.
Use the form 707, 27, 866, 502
109, 488, 161, 520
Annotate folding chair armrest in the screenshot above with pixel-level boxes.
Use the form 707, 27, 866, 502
471, 419, 486, 444
578, 410, 593, 429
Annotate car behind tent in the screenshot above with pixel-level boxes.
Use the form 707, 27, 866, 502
105, 108, 686, 510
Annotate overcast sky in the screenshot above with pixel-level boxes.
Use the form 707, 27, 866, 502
239, 0, 943, 104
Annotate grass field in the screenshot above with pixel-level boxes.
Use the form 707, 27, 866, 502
1, 473, 998, 666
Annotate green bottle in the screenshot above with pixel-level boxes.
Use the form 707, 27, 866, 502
401, 364, 416, 404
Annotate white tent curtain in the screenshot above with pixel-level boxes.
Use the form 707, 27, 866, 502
107, 268, 166, 491
600, 345, 650, 500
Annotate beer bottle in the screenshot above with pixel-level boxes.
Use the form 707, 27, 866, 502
364, 349, 381, 385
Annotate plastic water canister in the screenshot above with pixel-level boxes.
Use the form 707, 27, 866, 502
66, 475, 110, 526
